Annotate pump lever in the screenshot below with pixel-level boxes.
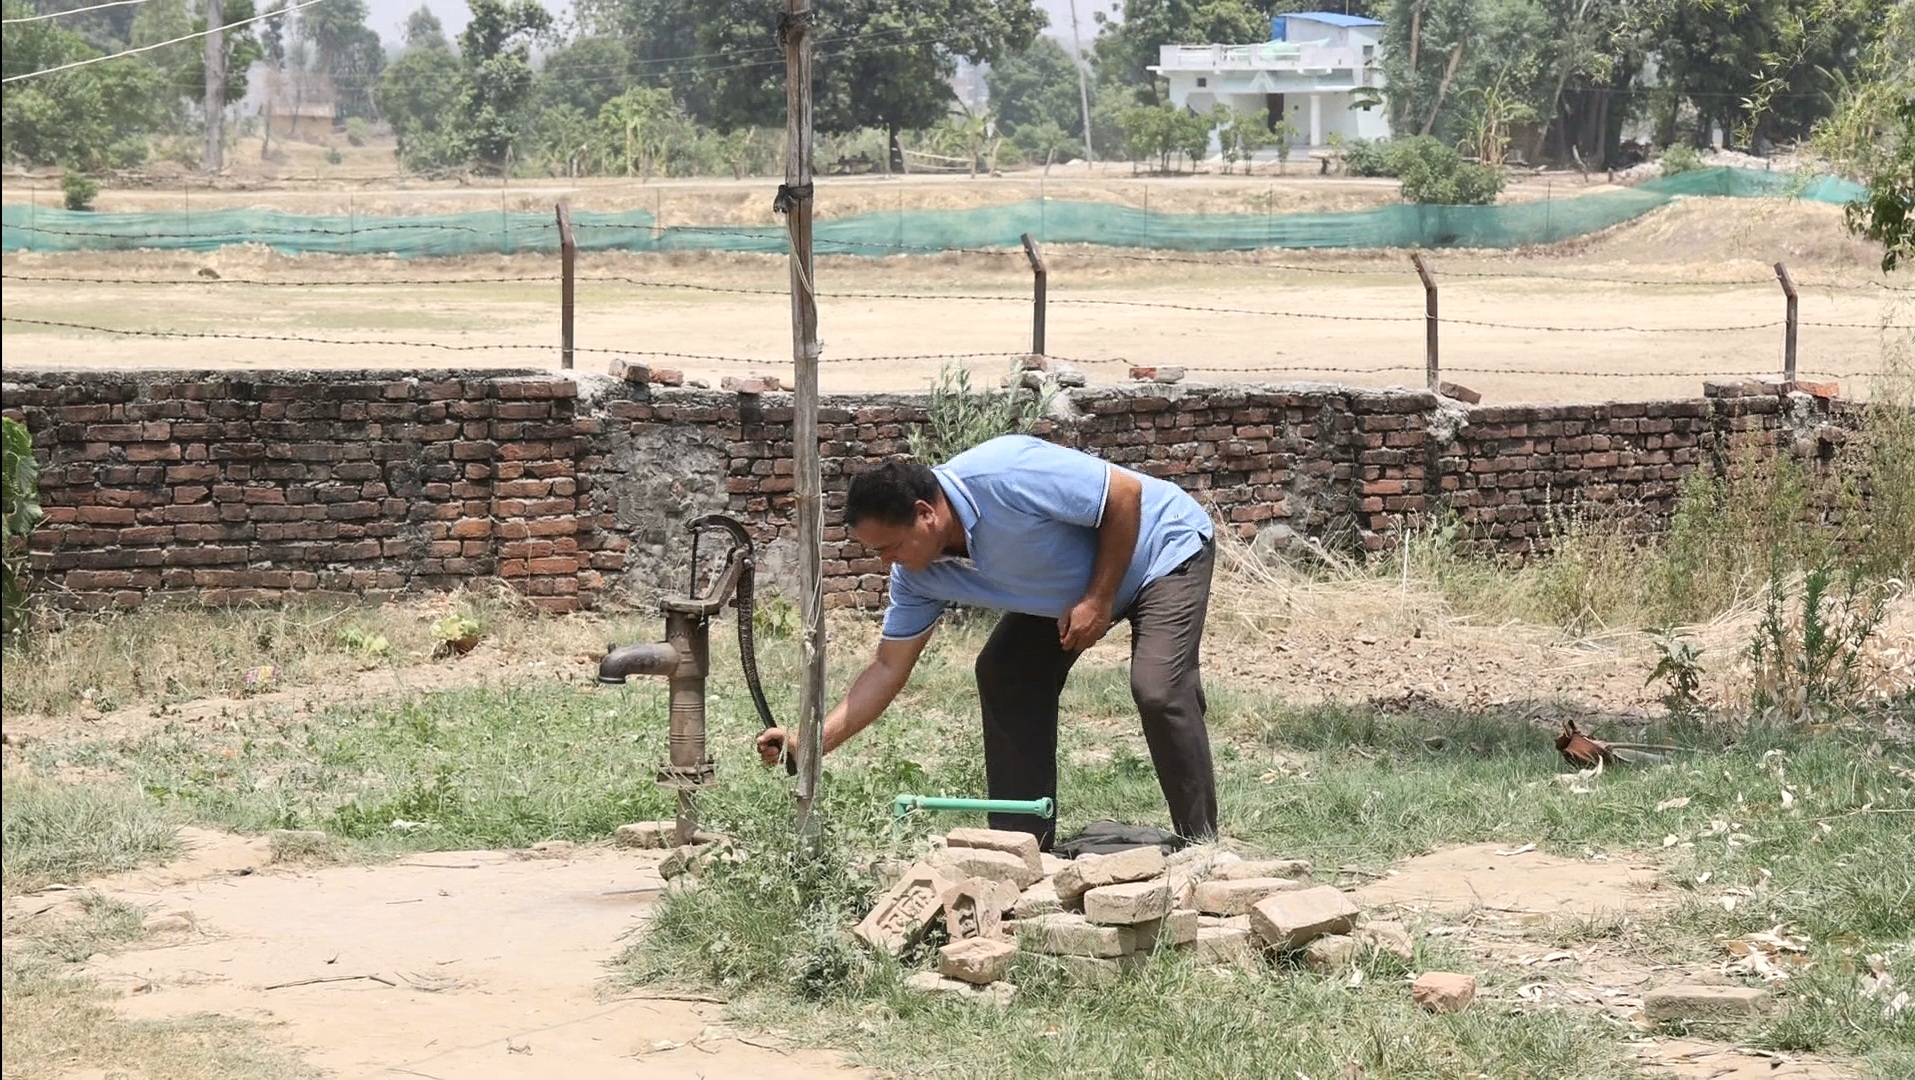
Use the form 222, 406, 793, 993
687, 515, 794, 776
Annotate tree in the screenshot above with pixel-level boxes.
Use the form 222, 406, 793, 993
595, 84, 683, 177
1814, 0, 1913, 271
1215, 105, 1270, 174
128, 0, 195, 107
1009, 119, 1076, 170
375, 38, 465, 169
988, 35, 1088, 139
1093, 0, 1266, 104
2, 0, 170, 167
582, 0, 1042, 170
1639, 0, 1873, 150
1269, 117, 1300, 174
536, 35, 632, 120
186, 0, 264, 113
405, 5, 449, 50
1119, 102, 1208, 172
457, 0, 554, 172
304, 0, 385, 119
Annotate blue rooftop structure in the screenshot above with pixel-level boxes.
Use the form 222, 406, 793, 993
1273, 12, 1385, 39
1289, 11, 1386, 27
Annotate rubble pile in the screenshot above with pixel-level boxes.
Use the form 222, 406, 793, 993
850, 828, 1433, 1004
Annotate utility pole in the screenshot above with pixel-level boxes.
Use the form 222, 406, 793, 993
778, 0, 825, 844
1068, 0, 1095, 164
202, 0, 225, 174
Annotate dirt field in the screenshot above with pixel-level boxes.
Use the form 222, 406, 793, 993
5, 163, 1908, 404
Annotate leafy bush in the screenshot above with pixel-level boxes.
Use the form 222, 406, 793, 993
344, 117, 368, 147
907, 363, 1057, 465
104, 136, 148, 169
1008, 119, 1080, 168
3, 416, 44, 635
1118, 103, 1210, 173
324, 146, 344, 165
1660, 142, 1704, 175
60, 172, 97, 211
1342, 137, 1394, 177
1749, 564, 1890, 719
1389, 136, 1505, 205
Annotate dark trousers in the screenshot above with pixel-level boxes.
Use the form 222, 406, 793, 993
974, 540, 1218, 850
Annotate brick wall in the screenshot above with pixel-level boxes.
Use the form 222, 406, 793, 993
2, 371, 593, 612
3, 368, 1858, 613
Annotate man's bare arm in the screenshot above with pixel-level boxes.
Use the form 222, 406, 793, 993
757, 629, 934, 764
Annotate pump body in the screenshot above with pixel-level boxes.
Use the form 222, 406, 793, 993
598, 514, 784, 846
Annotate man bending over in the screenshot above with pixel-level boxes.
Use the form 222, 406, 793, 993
758, 434, 1218, 849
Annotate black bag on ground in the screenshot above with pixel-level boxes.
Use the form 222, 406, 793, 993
1052, 820, 1186, 858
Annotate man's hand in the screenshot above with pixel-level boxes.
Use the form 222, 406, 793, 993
756, 727, 792, 767
1058, 596, 1113, 652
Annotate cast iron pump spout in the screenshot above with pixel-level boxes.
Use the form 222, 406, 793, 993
597, 514, 786, 847
596, 642, 678, 682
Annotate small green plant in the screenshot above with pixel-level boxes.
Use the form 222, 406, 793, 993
61, 172, 98, 211
1343, 137, 1394, 176
325, 146, 344, 165
906, 362, 1058, 465
1645, 629, 1706, 721
752, 593, 798, 640
431, 613, 483, 657
338, 625, 394, 658
1749, 563, 1890, 718
344, 117, 368, 147
1660, 142, 1704, 176
1270, 118, 1300, 175
2, 416, 43, 636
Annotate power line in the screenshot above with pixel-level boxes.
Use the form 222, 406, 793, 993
2, 0, 153, 25
2, 0, 327, 84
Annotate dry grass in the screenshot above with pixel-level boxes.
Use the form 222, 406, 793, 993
0, 585, 618, 721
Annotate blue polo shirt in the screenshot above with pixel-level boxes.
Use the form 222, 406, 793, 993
879, 436, 1214, 640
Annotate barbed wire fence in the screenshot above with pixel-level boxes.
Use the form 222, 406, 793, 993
3, 204, 1910, 393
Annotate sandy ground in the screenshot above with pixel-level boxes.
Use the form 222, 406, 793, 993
1353, 843, 1849, 1080
10, 830, 866, 1080
5, 168, 1908, 404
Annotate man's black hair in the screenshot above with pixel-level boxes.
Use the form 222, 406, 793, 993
844, 459, 939, 527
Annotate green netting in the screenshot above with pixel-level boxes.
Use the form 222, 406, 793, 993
0, 167, 1865, 258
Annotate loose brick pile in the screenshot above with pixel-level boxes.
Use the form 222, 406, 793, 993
849, 829, 1447, 1004
3, 367, 1868, 613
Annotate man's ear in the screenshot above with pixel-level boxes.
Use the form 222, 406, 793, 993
915, 499, 937, 527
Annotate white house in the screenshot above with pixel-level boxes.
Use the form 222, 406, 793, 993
1149, 11, 1390, 151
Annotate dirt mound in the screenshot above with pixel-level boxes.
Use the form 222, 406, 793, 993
1571, 198, 1892, 281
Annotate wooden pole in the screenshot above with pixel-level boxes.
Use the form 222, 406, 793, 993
779, 0, 825, 842
556, 203, 576, 370
1774, 261, 1797, 383
1020, 232, 1047, 357
1411, 253, 1438, 391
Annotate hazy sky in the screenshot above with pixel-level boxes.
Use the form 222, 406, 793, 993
362, 0, 1120, 49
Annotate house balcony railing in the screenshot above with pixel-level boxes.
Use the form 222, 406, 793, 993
1154, 42, 1366, 76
